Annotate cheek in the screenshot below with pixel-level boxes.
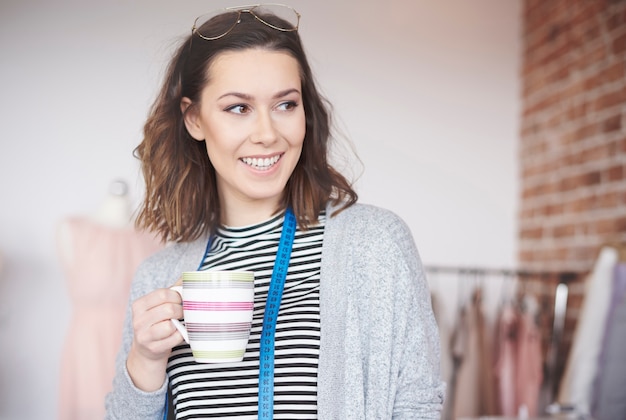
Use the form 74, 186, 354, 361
203, 120, 240, 151
202, 132, 231, 165
291, 113, 306, 146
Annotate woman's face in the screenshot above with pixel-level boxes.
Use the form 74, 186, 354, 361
182, 48, 305, 223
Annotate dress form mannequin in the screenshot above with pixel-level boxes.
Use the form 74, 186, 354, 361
90, 179, 133, 228
57, 179, 163, 420
58, 180, 133, 264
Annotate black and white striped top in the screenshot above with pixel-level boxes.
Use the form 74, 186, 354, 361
167, 211, 325, 419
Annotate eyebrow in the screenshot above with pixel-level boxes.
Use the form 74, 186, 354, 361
218, 88, 301, 101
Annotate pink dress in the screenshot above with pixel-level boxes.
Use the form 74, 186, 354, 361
57, 217, 163, 420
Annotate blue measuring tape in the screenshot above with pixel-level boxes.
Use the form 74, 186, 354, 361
163, 209, 296, 420
258, 207, 296, 420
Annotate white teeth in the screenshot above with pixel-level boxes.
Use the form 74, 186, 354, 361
241, 155, 280, 170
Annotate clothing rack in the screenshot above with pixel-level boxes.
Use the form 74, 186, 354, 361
424, 265, 583, 282
425, 264, 587, 405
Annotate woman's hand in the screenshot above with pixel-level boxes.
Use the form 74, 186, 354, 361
126, 282, 184, 392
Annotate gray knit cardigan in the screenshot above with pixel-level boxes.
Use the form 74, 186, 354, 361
105, 203, 445, 419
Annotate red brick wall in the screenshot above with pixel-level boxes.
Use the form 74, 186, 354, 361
519, 0, 626, 393
519, 0, 626, 273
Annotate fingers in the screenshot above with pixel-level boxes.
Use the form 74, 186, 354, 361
130, 288, 185, 361
133, 288, 182, 325
135, 319, 183, 355
133, 287, 181, 314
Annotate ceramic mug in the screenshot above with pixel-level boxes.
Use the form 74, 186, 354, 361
171, 270, 255, 363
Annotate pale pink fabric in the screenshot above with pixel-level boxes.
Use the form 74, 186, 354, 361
452, 288, 497, 417
493, 297, 543, 417
57, 217, 163, 420
514, 305, 543, 416
452, 301, 479, 417
494, 302, 518, 415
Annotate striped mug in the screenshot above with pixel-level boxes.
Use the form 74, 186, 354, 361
170, 270, 255, 363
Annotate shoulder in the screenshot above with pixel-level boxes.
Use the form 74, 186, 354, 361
326, 202, 413, 245
323, 203, 420, 278
132, 236, 209, 295
322, 203, 428, 300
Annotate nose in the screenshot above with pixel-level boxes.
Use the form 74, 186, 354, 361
252, 110, 278, 145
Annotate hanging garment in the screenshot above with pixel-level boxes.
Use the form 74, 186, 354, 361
57, 217, 163, 420
591, 262, 626, 420
444, 302, 469, 420
452, 288, 496, 418
494, 301, 519, 416
557, 246, 618, 414
476, 288, 498, 416
515, 294, 543, 417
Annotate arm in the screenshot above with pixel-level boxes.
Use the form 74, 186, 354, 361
105, 251, 184, 420
318, 203, 445, 418
368, 208, 446, 418
391, 240, 445, 419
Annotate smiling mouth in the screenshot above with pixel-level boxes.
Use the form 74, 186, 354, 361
240, 154, 282, 171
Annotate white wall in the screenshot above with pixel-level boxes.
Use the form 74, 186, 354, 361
0, 0, 520, 418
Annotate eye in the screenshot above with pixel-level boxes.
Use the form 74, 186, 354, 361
276, 101, 298, 112
225, 104, 250, 114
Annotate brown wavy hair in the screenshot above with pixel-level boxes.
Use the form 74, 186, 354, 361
135, 10, 358, 243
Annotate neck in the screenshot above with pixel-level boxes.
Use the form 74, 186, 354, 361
220, 197, 283, 228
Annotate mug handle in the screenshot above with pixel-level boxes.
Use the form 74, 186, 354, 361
170, 286, 189, 344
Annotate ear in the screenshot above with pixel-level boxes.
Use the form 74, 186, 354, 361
180, 97, 205, 141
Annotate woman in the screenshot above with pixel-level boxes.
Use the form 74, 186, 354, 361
105, 4, 444, 419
